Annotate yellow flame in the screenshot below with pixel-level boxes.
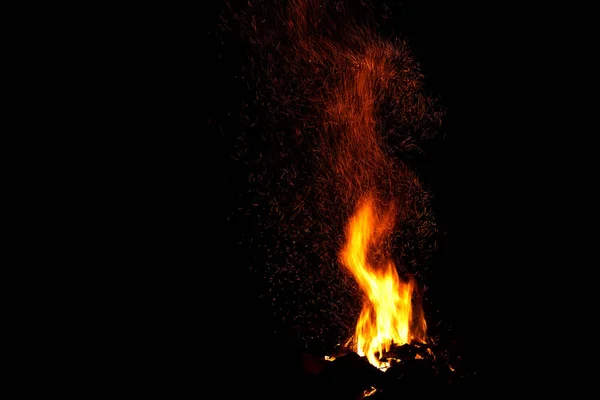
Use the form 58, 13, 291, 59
340, 195, 427, 369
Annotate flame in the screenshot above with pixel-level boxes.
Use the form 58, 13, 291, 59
340, 195, 427, 369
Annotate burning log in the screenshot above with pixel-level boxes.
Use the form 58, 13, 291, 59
292, 341, 468, 399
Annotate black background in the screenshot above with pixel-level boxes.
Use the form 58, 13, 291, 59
123, 0, 508, 391
79, 0, 586, 391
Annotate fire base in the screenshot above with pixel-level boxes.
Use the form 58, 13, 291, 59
309, 342, 473, 399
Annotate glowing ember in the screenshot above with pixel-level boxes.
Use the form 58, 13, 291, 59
340, 196, 427, 369
362, 387, 377, 398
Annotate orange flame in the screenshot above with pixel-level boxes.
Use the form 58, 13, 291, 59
340, 195, 427, 369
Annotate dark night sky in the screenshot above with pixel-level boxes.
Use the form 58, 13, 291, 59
103, 0, 580, 392
117, 0, 589, 391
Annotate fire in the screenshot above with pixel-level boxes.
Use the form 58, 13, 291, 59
226, 0, 442, 370
340, 195, 427, 369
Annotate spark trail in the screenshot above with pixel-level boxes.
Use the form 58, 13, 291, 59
222, 0, 443, 353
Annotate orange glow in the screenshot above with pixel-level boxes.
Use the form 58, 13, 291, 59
340, 196, 427, 369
